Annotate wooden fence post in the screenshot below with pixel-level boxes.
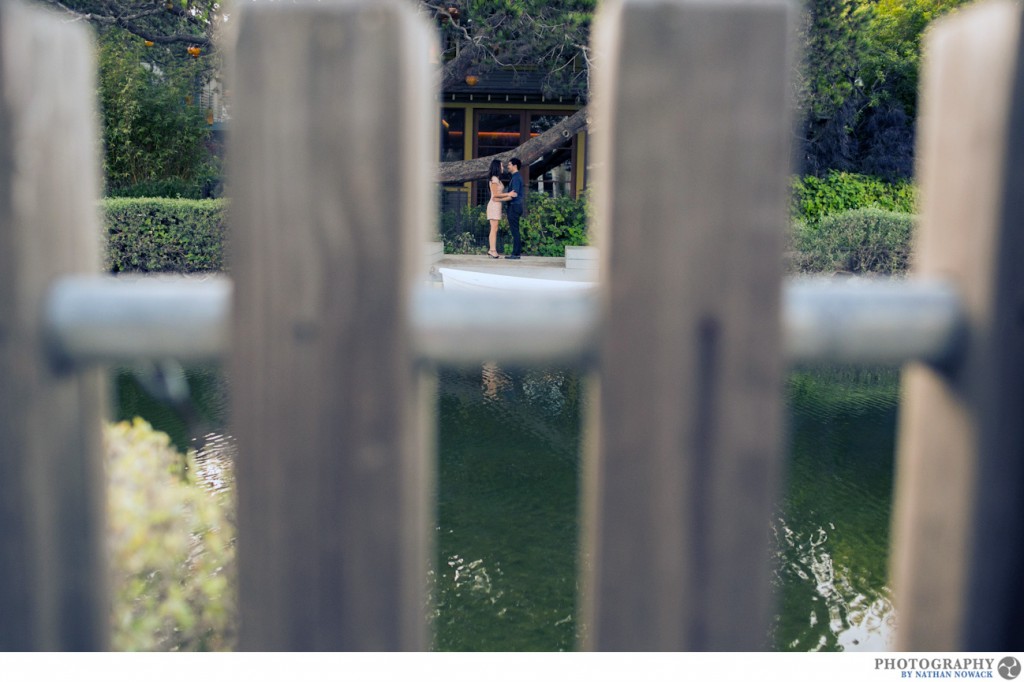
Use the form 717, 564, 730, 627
581, 0, 795, 650
0, 1, 107, 650
229, 0, 435, 650
891, 0, 1024, 650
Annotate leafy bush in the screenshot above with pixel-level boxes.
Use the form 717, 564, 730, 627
438, 192, 590, 256
791, 171, 917, 225
98, 30, 215, 197
106, 165, 224, 200
520, 192, 589, 256
792, 207, 915, 275
105, 418, 236, 651
438, 202, 488, 254
104, 198, 227, 273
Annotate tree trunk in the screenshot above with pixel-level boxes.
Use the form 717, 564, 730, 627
436, 106, 590, 184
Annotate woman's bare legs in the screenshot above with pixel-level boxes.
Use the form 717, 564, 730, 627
488, 219, 499, 256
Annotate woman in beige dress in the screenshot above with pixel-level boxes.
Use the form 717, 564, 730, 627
486, 159, 515, 258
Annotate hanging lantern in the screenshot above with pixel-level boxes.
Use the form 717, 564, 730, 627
187, 45, 201, 58
465, 74, 479, 86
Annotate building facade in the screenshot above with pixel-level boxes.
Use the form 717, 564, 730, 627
440, 69, 588, 212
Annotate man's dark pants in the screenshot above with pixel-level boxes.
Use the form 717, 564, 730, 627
508, 202, 523, 256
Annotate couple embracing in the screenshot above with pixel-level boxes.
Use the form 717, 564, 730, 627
486, 157, 524, 260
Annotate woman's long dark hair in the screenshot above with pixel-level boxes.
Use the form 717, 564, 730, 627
488, 159, 502, 179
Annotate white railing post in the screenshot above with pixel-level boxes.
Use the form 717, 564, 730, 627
0, 0, 108, 650
891, 0, 1024, 650
229, 0, 435, 650
581, 0, 795, 650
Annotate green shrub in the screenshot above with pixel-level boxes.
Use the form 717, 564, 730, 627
520, 192, 589, 256
104, 198, 227, 273
792, 207, 915, 275
98, 31, 214, 197
106, 167, 223, 200
437, 192, 590, 256
438, 202, 488, 254
105, 418, 236, 651
791, 171, 917, 225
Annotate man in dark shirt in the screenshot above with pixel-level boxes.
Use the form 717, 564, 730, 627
505, 157, 524, 259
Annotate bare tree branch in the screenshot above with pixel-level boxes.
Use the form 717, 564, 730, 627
42, 0, 213, 46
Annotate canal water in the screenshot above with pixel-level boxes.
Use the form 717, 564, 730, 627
113, 363, 899, 651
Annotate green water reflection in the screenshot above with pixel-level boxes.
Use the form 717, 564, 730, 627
113, 364, 899, 651
431, 365, 583, 651
775, 368, 899, 651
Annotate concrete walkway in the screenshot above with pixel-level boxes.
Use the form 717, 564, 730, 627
428, 253, 598, 283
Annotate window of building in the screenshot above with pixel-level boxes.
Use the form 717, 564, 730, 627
528, 113, 573, 199
440, 108, 465, 163
474, 111, 522, 205
440, 108, 468, 212
471, 109, 578, 206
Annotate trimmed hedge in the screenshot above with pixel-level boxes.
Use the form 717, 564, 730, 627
104, 198, 227, 273
792, 207, 915, 275
791, 171, 917, 225
102, 184, 914, 276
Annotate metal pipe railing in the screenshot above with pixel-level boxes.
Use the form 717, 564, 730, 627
43, 274, 966, 368
45, 275, 232, 366
783, 277, 964, 367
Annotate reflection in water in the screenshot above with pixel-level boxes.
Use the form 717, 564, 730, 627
775, 522, 895, 651
114, 364, 899, 651
432, 365, 582, 651
481, 362, 507, 401
192, 431, 237, 495
774, 368, 899, 651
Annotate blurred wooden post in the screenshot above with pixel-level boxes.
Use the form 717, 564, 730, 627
891, 0, 1024, 650
581, 0, 794, 650
0, 1, 107, 650
230, 0, 435, 650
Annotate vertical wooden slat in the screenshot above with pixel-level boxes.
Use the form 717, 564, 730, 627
581, 0, 795, 651
891, 0, 1024, 650
0, 0, 107, 651
230, 0, 435, 650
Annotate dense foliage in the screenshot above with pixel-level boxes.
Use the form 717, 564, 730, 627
791, 171, 917, 224
105, 418, 235, 651
104, 198, 227, 272
94, 26, 218, 197
45, 0, 972, 192
519, 193, 590, 256
34, 0, 221, 197
796, 0, 972, 180
439, 192, 589, 256
791, 207, 915, 274
437, 0, 596, 97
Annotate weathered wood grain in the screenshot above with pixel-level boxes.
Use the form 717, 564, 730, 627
581, 0, 795, 651
229, 0, 435, 651
0, 0, 107, 651
891, 0, 1024, 650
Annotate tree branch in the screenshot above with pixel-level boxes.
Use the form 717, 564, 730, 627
42, 0, 212, 47
436, 106, 590, 183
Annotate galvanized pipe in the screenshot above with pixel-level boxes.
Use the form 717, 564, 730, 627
784, 277, 964, 367
410, 286, 600, 366
43, 274, 965, 368
44, 275, 232, 366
